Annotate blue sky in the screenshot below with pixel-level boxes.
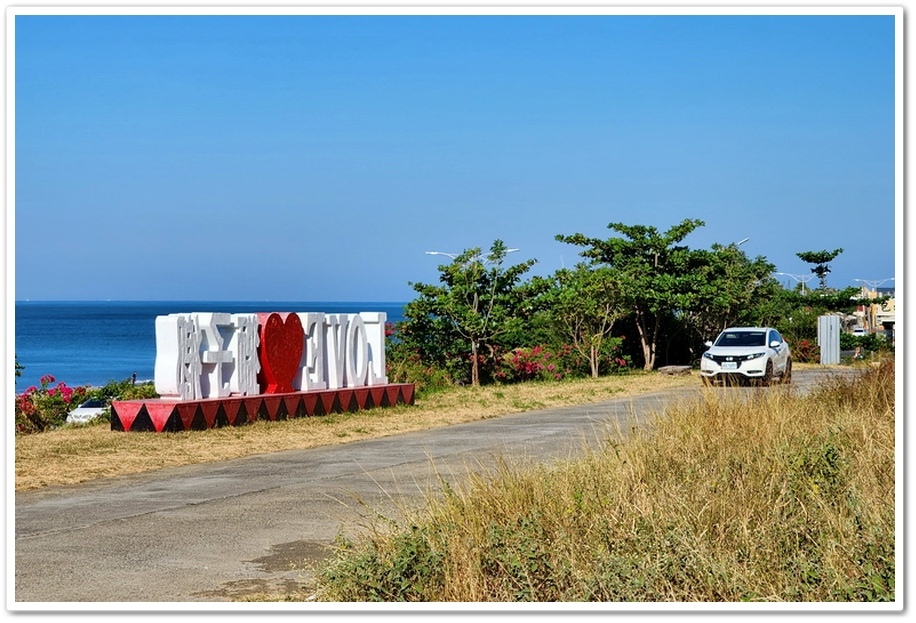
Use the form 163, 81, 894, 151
11, 8, 900, 302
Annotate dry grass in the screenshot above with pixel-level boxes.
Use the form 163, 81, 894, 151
314, 359, 895, 602
14, 371, 695, 492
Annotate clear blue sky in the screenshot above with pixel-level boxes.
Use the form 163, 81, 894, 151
12, 9, 899, 302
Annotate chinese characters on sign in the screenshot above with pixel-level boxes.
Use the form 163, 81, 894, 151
154, 311, 388, 401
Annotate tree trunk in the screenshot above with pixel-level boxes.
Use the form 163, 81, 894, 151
642, 342, 654, 371
633, 308, 656, 371
646, 314, 662, 370
470, 341, 480, 386
589, 344, 599, 378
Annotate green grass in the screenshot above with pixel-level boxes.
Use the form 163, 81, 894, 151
313, 358, 896, 602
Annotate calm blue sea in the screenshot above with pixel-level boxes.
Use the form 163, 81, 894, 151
14, 301, 406, 391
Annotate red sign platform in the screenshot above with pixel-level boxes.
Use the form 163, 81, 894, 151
111, 383, 415, 433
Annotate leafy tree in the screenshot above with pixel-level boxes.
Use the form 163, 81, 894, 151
796, 248, 844, 290
556, 219, 706, 370
681, 243, 777, 345
393, 294, 465, 382
738, 281, 802, 329
404, 240, 548, 386
549, 263, 627, 378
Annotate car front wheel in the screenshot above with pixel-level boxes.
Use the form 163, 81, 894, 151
761, 360, 774, 387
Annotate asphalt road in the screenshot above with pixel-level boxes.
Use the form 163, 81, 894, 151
13, 367, 855, 606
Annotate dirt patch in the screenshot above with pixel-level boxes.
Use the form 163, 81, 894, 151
191, 539, 333, 601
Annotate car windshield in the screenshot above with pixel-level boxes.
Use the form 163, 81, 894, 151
714, 331, 767, 347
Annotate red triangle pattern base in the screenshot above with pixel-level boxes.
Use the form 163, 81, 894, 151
111, 383, 416, 433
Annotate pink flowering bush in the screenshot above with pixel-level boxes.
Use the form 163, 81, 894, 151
496, 345, 577, 383
494, 340, 631, 383
15, 374, 87, 435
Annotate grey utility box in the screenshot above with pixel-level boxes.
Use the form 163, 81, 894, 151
817, 314, 841, 365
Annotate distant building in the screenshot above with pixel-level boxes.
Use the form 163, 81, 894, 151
854, 285, 895, 342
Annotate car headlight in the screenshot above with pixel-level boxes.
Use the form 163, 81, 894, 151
702, 352, 714, 360
744, 352, 765, 360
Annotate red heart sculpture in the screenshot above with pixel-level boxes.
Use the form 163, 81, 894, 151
257, 312, 304, 394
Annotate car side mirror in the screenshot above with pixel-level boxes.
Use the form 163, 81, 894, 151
769, 340, 781, 348
704, 341, 713, 348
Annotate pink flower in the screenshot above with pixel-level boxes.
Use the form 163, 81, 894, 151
40, 374, 55, 386
17, 395, 35, 415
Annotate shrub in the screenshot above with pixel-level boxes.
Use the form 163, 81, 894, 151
846, 332, 893, 356
15, 374, 88, 434
386, 350, 453, 398
89, 377, 158, 402
791, 339, 819, 363
496, 345, 577, 383
79, 378, 159, 425
598, 336, 631, 375
14, 374, 160, 433
320, 526, 446, 601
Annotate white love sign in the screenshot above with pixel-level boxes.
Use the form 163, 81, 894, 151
154, 311, 388, 400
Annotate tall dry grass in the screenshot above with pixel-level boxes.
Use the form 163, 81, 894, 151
314, 358, 896, 602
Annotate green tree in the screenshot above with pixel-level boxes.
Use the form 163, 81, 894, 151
682, 243, 777, 344
556, 219, 706, 370
405, 240, 547, 386
796, 248, 844, 290
549, 264, 627, 378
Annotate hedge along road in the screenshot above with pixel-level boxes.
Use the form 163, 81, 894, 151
13, 368, 854, 605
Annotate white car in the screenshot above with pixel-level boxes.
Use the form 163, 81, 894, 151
66, 398, 108, 424
852, 327, 867, 336
700, 327, 792, 386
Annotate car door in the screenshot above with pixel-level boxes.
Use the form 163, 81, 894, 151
768, 329, 788, 373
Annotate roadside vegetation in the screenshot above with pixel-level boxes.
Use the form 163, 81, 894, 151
313, 356, 895, 602
13, 369, 697, 491
13, 372, 158, 435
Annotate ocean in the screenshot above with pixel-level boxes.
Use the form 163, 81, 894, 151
13, 301, 407, 391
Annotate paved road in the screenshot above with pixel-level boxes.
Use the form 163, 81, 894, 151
13, 368, 854, 605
